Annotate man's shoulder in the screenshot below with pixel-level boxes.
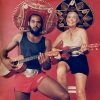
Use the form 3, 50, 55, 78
16, 31, 23, 35
13, 31, 24, 43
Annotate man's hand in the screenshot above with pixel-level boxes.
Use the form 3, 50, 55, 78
38, 52, 51, 70
2, 58, 16, 71
38, 52, 46, 65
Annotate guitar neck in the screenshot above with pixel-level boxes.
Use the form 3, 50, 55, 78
21, 55, 38, 63
59, 43, 100, 55
59, 47, 81, 54
13, 55, 38, 65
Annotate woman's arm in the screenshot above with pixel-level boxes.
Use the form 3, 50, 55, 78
80, 29, 88, 52
52, 34, 63, 48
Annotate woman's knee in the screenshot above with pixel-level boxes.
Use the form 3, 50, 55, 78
58, 61, 66, 67
57, 61, 70, 72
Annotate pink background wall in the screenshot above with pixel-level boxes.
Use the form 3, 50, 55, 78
0, 0, 100, 100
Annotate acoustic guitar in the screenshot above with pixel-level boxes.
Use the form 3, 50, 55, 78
0, 51, 59, 77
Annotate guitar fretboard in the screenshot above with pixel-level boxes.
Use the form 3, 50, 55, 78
13, 55, 38, 65
59, 47, 81, 54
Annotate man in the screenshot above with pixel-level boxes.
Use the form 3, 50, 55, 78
0, 13, 70, 100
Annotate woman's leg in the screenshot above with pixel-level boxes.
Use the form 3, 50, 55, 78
15, 91, 30, 100
74, 73, 87, 100
57, 61, 70, 90
37, 76, 70, 100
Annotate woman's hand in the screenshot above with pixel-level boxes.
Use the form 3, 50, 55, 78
52, 48, 61, 59
80, 44, 88, 53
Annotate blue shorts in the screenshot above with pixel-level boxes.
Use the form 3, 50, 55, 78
60, 54, 89, 76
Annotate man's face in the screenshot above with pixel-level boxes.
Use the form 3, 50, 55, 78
28, 15, 42, 36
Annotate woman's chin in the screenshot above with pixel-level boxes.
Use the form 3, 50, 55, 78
68, 25, 76, 28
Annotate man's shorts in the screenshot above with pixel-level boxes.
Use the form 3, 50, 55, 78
14, 72, 47, 93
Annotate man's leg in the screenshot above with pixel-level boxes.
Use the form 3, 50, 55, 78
37, 76, 70, 100
15, 92, 30, 100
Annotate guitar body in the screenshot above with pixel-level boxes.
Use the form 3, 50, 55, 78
0, 55, 26, 77
0, 62, 10, 76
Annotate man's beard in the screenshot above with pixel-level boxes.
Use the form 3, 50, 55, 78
28, 26, 42, 36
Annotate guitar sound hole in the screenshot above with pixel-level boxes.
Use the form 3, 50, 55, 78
12, 61, 18, 65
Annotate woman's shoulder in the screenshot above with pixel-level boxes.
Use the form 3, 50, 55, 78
77, 27, 86, 32
76, 27, 87, 38
60, 30, 68, 36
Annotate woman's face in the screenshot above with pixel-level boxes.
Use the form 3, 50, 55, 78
66, 12, 79, 27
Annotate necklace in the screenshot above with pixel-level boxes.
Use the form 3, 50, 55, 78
68, 27, 78, 40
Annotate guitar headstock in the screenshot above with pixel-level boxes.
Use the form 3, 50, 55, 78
89, 43, 100, 50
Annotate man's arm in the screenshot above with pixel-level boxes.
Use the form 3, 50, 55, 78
45, 38, 52, 52
0, 33, 22, 70
43, 38, 52, 70
38, 38, 52, 70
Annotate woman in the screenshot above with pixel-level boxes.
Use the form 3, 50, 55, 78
53, 11, 89, 100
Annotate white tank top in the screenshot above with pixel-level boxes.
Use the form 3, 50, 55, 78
62, 31, 83, 48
